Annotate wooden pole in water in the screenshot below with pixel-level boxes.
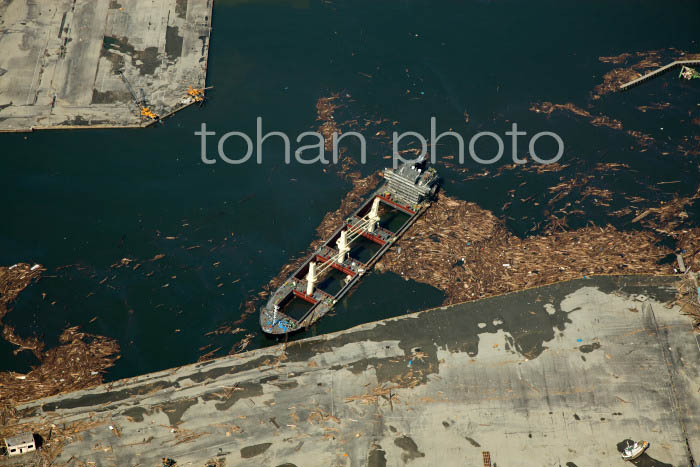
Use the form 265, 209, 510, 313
676, 254, 686, 273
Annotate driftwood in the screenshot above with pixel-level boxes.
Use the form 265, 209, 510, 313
0, 264, 119, 411
378, 195, 680, 305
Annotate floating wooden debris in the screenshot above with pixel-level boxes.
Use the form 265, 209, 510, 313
530, 102, 655, 147
0, 264, 120, 412
316, 94, 343, 152
631, 187, 700, 236
378, 195, 677, 305
595, 49, 700, 96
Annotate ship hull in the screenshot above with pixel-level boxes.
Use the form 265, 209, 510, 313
260, 186, 431, 335
260, 161, 439, 335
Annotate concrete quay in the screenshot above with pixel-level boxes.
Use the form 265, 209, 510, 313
0, 0, 212, 132
4, 275, 699, 466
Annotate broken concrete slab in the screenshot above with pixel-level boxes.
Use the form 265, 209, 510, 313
0, 0, 212, 132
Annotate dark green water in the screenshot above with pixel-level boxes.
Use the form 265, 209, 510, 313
1, 0, 698, 379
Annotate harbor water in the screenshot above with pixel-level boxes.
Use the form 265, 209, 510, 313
1, 0, 698, 379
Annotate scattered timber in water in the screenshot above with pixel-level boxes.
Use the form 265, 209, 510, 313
376, 195, 685, 305
0, 264, 120, 416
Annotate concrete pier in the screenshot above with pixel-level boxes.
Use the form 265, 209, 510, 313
0, 0, 212, 132
4, 275, 699, 466
619, 59, 700, 91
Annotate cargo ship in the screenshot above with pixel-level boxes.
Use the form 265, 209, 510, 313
260, 157, 439, 334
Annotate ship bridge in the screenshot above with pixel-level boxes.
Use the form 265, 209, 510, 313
383, 160, 439, 207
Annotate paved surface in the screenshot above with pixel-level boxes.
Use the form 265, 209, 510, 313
7, 275, 700, 466
0, 0, 212, 132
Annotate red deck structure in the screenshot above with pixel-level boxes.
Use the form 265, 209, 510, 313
378, 194, 416, 215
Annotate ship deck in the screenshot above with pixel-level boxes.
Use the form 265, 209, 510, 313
260, 188, 431, 335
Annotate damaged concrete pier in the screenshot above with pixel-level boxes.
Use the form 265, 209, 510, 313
5, 276, 700, 466
0, 0, 212, 132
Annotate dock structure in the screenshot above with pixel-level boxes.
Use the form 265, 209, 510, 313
4, 275, 698, 466
619, 59, 700, 91
0, 0, 213, 132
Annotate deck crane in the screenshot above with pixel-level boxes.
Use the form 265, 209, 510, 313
186, 85, 214, 105
116, 71, 159, 121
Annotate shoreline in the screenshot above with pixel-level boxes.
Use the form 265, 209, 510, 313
1, 275, 697, 466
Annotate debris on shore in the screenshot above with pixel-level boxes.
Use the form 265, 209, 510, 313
675, 272, 700, 328
0, 410, 110, 464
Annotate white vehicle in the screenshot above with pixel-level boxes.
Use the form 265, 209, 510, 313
621, 440, 650, 461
